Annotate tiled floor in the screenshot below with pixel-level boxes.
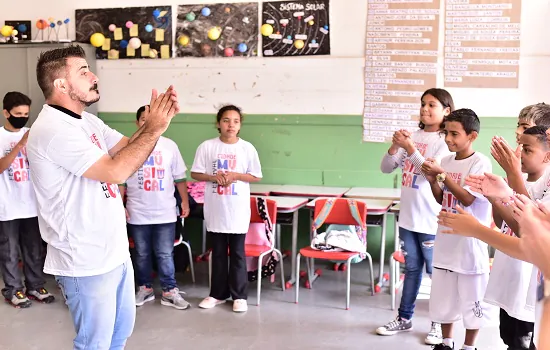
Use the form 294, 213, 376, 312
0, 260, 505, 350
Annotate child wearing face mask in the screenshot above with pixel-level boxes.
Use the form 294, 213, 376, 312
0, 92, 54, 308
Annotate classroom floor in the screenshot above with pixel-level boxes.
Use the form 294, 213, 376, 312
0, 260, 506, 350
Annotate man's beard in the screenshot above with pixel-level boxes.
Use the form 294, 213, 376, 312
68, 83, 100, 107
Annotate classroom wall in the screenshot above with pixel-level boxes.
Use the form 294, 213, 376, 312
2, 0, 548, 186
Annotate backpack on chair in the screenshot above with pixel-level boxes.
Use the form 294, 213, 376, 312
310, 199, 368, 265
245, 197, 279, 282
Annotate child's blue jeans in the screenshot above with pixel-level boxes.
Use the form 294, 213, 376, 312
398, 227, 435, 320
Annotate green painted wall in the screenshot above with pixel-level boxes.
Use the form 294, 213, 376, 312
101, 112, 517, 262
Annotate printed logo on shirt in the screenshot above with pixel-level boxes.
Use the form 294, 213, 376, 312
441, 172, 461, 213
500, 222, 515, 237
402, 142, 427, 189
472, 301, 483, 318
138, 150, 165, 192
5, 142, 30, 182
90, 133, 118, 199
211, 153, 238, 196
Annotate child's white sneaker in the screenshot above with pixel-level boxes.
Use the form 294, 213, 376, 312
198, 296, 225, 309
233, 299, 248, 312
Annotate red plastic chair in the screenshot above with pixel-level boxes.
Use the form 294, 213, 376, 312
208, 197, 285, 306
294, 198, 374, 310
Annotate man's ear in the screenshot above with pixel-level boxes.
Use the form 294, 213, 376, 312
53, 78, 68, 94
2, 109, 9, 119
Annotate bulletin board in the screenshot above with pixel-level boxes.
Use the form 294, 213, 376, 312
75, 6, 173, 60
175, 3, 259, 58
261, 0, 330, 57
362, 0, 523, 143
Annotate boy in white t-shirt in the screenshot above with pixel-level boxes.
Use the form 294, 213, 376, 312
0, 92, 54, 308
120, 105, 190, 310
421, 109, 498, 350
487, 114, 550, 350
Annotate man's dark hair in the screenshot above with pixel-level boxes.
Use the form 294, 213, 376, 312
36, 45, 87, 99
442, 108, 481, 135
523, 125, 549, 149
136, 105, 147, 121
3, 91, 31, 112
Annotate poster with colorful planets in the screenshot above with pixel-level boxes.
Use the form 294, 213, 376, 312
75, 6, 172, 60
261, 0, 330, 57
175, 3, 259, 58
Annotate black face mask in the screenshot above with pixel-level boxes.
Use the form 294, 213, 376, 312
6, 115, 29, 129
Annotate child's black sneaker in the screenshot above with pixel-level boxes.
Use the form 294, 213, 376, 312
6, 290, 32, 308
27, 288, 55, 303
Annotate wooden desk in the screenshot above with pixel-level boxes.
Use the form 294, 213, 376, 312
345, 187, 401, 201
250, 184, 284, 196
271, 185, 350, 198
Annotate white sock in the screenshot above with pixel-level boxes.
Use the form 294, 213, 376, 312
462, 345, 475, 350
443, 338, 454, 347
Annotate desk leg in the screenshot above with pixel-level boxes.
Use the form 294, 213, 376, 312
287, 210, 299, 287
378, 213, 388, 284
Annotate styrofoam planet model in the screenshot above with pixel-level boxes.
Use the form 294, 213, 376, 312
0, 26, 13, 37
90, 33, 105, 47
108, 24, 116, 32
238, 43, 247, 53
178, 35, 190, 46
17, 24, 27, 33
11, 30, 18, 36
224, 47, 234, 57
261, 23, 273, 37
201, 7, 211, 16
129, 37, 141, 49
145, 24, 153, 32
186, 12, 196, 22
125, 21, 134, 29
119, 40, 129, 49
294, 39, 305, 49
207, 27, 221, 41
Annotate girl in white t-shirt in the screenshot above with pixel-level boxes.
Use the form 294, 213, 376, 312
377, 88, 454, 345
191, 105, 262, 313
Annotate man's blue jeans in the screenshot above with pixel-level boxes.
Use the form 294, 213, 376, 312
128, 222, 177, 291
398, 227, 435, 320
56, 258, 135, 350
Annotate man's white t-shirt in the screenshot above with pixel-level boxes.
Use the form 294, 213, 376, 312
0, 127, 37, 221
484, 177, 536, 322
380, 129, 451, 235
124, 136, 187, 225
433, 152, 493, 274
191, 137, 262, 234
27, 104, 129, 277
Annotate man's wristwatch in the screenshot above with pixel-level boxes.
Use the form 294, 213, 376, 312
436, 173, 446, 183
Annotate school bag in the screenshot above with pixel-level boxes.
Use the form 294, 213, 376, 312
245, 197, 279, 282
310, 199, 367, 264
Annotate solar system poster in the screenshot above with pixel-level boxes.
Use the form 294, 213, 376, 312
261, 0, 330, 57
175, 3, 259, 58
75, 6, 173, 60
